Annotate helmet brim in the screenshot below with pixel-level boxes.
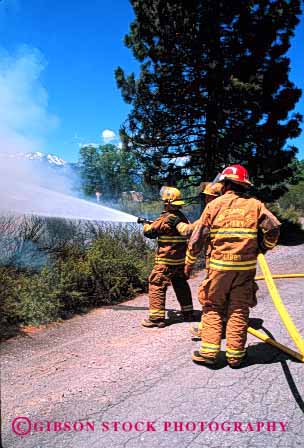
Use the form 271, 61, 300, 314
218, 174, 252, 187
230, 179, 253, 187
203, 192, 219, 197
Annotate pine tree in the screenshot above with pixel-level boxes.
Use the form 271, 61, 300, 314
116, 0, 302, 201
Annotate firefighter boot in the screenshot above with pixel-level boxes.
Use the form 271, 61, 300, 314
141, 318, 166, 328
192, 351, 218, 365
227, 351, 248, 368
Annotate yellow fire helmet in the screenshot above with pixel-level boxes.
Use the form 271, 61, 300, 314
160, 186, 185, 206
202, 182, 223, 197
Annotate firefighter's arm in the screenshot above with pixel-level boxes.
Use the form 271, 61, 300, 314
143, 216, 171, 239
176, 220, 199, 237
143, 223, 158, 239
184, 212, 210, 278
184, 223, 209, 278
258, 204, 281, 253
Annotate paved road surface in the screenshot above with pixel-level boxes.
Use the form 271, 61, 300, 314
1, 244, 304, 448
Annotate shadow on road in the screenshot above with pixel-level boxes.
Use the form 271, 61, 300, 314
280, 359, 304, 414
248, 317, 264, 329
192, 342, 295, 370
193, 324, 304, 415
0, 324, 24, 343
108, 306, 203, 326
110, 304, 149, 311
260, 325, 304, 415
166, 309, 202, 325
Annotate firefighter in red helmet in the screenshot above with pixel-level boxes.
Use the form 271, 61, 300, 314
185, 164, 281, 367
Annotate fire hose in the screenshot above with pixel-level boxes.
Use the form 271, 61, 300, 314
255, 273, 304, 280
247, 254, 304, 362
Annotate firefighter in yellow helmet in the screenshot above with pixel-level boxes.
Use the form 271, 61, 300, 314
168, 182, 223, 237
202, 182, 224, 203
141, 186, 193, 327
166, 182, 223, 337
185, 165, 281, 367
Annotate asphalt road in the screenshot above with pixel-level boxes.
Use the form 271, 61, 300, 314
1, 244, 304, 448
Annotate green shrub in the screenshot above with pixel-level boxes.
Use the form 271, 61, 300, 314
268, 203, 304, 244
0, 219, 154, 333
15, 270, 63, 326
0, 268, 21, 328
84, 226, 153, 304
278, 180, 304, 214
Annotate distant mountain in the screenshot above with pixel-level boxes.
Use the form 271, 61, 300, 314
0, 151, 68, 167
0, 151, 81, 194
0, 151, 80, 174
24, 151, 67, 166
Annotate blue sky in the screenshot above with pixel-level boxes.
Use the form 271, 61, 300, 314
0, 0, 303, 162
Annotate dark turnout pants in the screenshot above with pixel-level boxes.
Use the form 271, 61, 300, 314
148, 264, 193, 321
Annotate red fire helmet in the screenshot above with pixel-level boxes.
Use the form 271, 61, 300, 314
218, 164, 252, 186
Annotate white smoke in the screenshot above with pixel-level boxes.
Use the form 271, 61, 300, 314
0, 46, 62, 213
0, 46, 136, 222
0, 46, 58, 153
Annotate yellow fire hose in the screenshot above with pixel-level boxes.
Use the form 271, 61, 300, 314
255, 273, 304, 280
248, 254, 304, 362
247, 327, 304, 363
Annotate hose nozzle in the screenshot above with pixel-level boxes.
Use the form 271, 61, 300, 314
137, 217, 152, 225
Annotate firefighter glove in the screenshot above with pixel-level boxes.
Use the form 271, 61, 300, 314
167, 214, 182, 227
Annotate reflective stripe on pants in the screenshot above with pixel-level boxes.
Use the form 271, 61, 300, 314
148, 264, 193, 320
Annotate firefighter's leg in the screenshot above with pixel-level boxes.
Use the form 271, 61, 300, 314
226, 271, 256, 366
171, 267, 193, 320
193, 270, 232, 363
142, 265, 170, 328
189, 269, 208, 337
